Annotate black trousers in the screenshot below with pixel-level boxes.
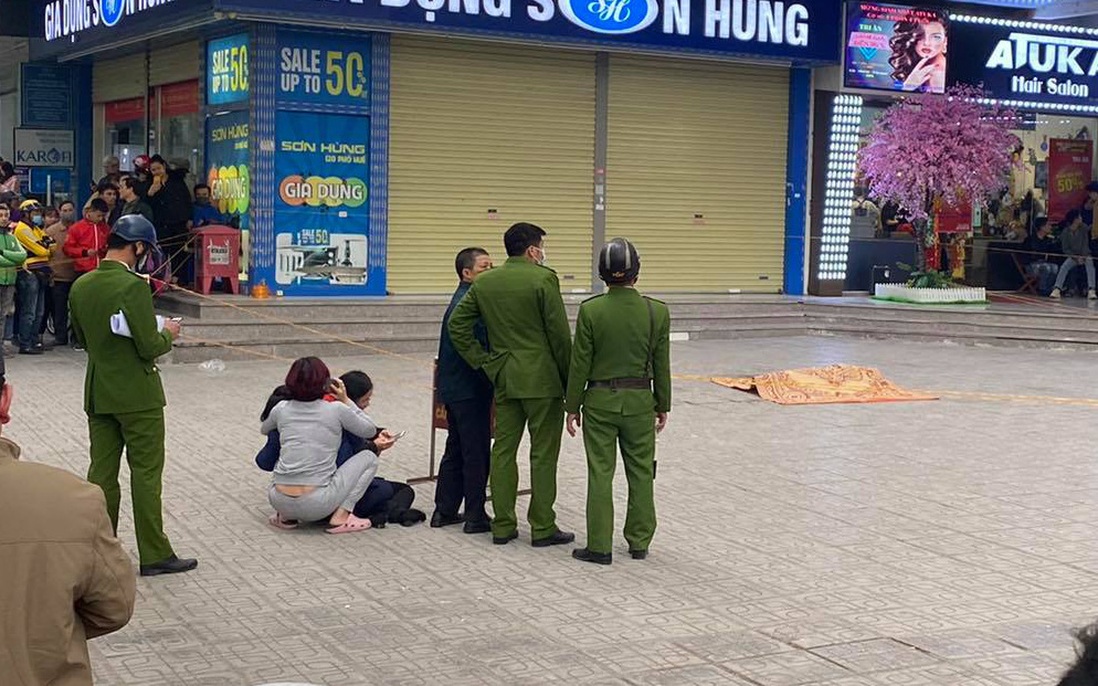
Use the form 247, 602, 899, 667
434, 397, 492, 522
48, 280, 72, 344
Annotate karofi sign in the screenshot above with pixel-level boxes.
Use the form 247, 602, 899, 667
219, 0, 840, 61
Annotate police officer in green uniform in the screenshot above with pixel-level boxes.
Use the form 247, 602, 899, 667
68, 215, 198, 576
565, 238, 671, 565
449, 222, 575, 547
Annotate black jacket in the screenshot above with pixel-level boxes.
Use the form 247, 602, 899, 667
147, 169, 192, 229
437, 282, 492, 404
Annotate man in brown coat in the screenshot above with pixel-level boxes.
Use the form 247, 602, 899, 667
0, 380, 136, 685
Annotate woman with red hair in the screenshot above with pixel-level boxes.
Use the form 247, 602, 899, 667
262, 357, 380, 533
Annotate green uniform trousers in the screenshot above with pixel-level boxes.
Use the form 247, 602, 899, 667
87, 409, 175, 566
582, 406, 657, 555
490, 397, 564, 539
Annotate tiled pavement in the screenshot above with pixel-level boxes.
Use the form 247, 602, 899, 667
7, 335, 1098, 686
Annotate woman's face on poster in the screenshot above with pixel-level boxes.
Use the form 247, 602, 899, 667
916, 21, 947, 60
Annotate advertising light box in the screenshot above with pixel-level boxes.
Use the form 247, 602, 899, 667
845, 2, 949, 94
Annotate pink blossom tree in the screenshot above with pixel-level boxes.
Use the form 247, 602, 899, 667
858, 85, 1019, 272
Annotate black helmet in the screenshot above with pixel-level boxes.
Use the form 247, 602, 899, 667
111, 214, 158, 247
598, 237, 640, 285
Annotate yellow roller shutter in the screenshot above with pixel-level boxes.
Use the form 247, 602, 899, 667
149, 41, 200, 86
607, 56, 788, 292
93, 53, 145, 103
388, 36, 595, 294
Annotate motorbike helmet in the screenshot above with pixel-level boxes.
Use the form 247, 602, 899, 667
597, 237, 641, 285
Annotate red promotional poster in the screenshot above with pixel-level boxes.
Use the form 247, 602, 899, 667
935, 200, 973, 234
1047, 139, 1094, 224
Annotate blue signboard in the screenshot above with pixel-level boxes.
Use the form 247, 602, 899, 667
224, 0, 839, 63
949, 17, 1098, 110
207, 33, 251, 106
206, 110, 250, 230
276, 30, 371, 109
29, 168, 71, 195
274, 110, 381, 295
21, 63, 74, 128
33, 0, 214, 59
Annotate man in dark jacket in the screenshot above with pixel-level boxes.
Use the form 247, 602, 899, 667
432, 247, 494, 533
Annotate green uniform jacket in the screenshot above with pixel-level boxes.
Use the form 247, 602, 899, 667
69, 260, 175, 415
0, 232, 27, 286
564, 287, 672, 415
449, 256, 572, 400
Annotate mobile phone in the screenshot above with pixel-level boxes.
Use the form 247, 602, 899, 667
393, 430, 407, 440
169, 317, 183, 323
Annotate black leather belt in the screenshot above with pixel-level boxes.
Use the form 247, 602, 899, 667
587, 378, 652, 391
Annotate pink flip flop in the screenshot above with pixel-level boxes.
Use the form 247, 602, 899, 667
268, 513, 298, 530
326, 514, 373, 535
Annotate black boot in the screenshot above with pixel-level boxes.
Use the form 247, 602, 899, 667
572, 548, 612, 565
532, 530, 575, 547
629, 549, 648, 560
430, 511, 465, 528
140, 554, 198, 577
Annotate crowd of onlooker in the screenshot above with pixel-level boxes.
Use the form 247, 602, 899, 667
0, 153, 231, 356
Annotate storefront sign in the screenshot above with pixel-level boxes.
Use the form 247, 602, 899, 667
206, 110, 251, 229
274, 110, 381, 294
20, 63, 74, 128
31, 0, 212, 58
207, 33, 250, 105
844, 3, 947, 94
13, 128, 74, 168
221, 0, 840, 62
43, 0, 178, 40
950, 17, 1098, 109
276, 30, 370, 108
1047, 138, 1093, 223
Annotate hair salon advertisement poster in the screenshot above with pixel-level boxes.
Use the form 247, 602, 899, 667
1047, 139, 1094, 224
845, 2, 948, 94
273, 110, 380, 296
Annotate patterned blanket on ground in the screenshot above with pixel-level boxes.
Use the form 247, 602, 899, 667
711, 364, 938, 405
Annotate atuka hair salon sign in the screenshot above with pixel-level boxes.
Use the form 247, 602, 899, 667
217, 0, 841, 62
949, 14, 1098, 109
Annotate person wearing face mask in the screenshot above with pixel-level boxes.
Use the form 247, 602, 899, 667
448, 222, 574, 548
13, 200, 54, 355
68, 214, 198, 577
45, 201, 78, 347
190, 183, 225, 228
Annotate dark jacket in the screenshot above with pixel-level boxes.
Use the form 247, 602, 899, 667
147, 169, 192, 230
1022, 232, 1059, 264
437, 281, 492, 404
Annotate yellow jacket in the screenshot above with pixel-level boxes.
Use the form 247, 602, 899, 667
14, 221, 52, 270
